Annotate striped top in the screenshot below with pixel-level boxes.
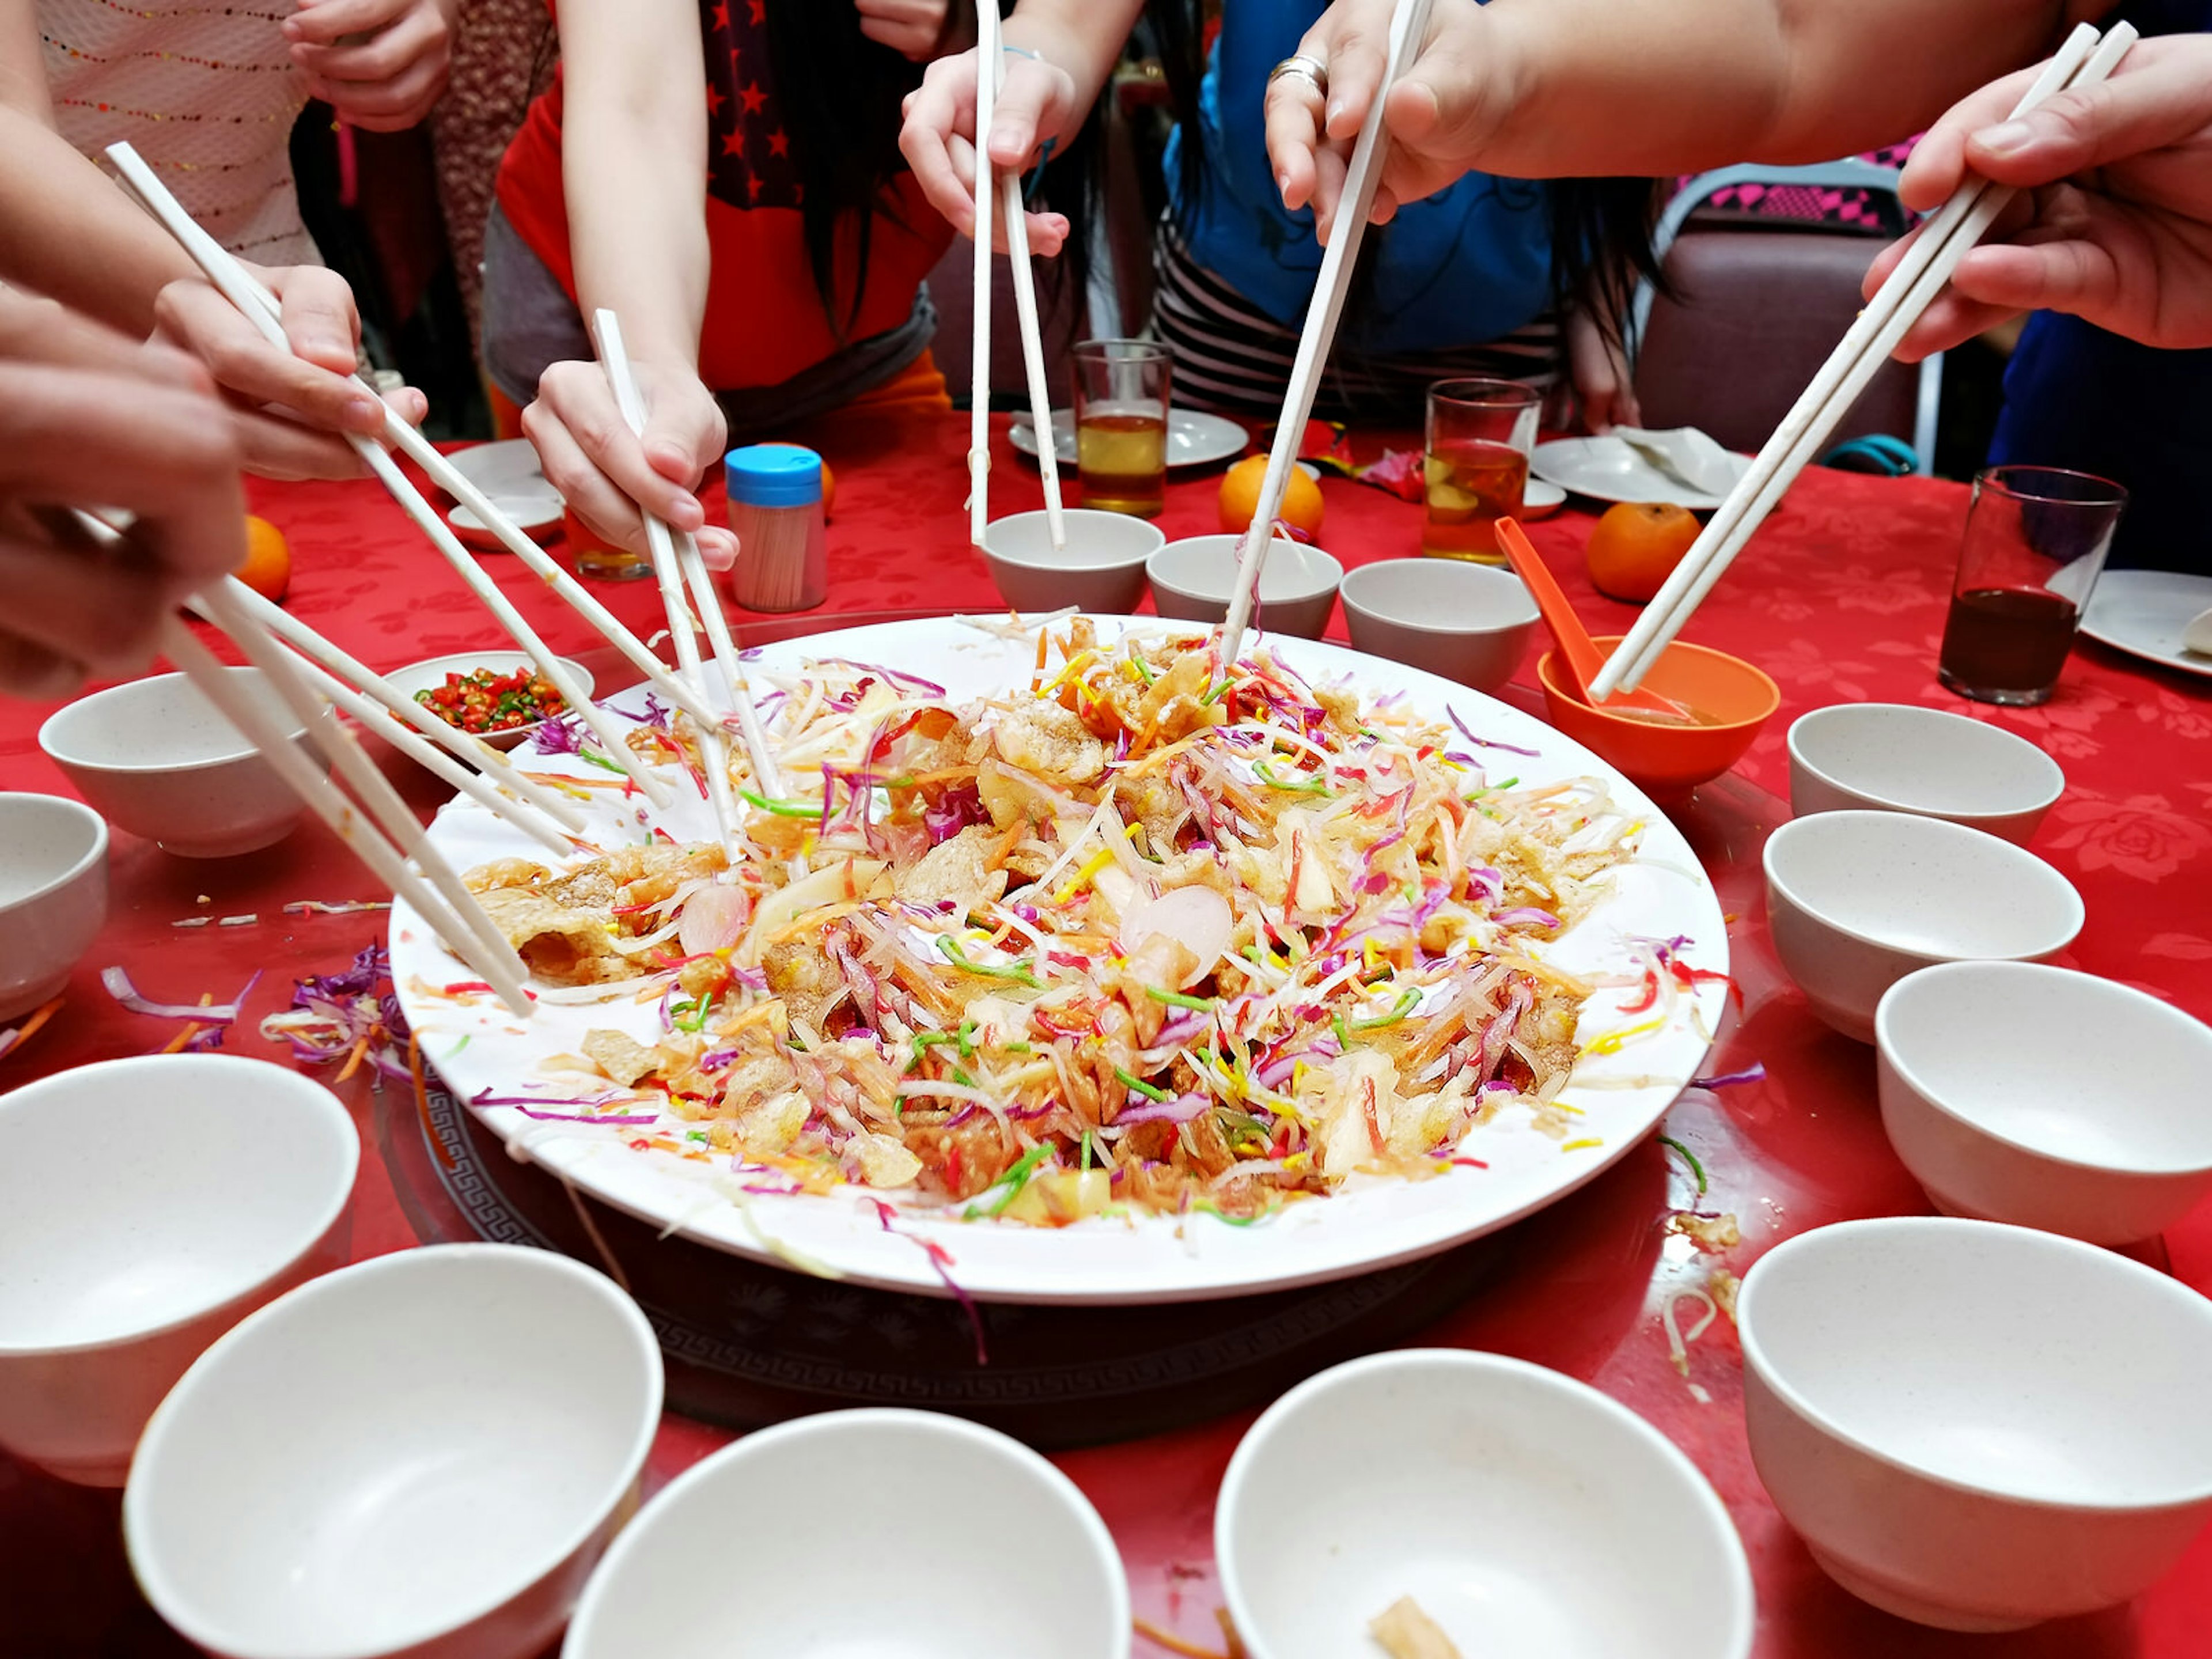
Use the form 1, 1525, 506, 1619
41, 0, 316, 265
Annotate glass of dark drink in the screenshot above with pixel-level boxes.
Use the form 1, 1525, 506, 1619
1938, 466, 2127, 706
1071, 340, 1171, 517
1423, 378, 1542, 562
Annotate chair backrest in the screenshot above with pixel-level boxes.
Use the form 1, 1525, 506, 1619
1631, 162, 1942, 474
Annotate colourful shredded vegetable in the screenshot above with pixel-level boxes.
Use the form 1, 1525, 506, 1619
460, 623, 1652, 1223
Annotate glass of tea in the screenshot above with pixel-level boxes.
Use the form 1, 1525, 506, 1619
1071, 339, 1171, 517
1422, 377, 1543, 562
562, 505, 649, 581
1938, 466, 2127, 705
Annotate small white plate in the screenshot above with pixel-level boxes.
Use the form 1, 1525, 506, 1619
1011, 409, 1251, 469
1520, 478, 1567, 517
382, 651, 594, 752
2072, 569, 2212, 680
1532, 437, 1749, 512
440, 440, 563, 554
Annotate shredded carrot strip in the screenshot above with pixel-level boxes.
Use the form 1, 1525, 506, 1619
762, 901, 866, 950
334, 1033, 371, 1084
1132, 1618, 1231, 1659
409, 1030, 454, 1171
1, 996, 64, 1058
160, 1022, 201, 1055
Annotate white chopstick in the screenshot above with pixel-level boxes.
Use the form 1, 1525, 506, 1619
215, 579, 591, 838
968, 7, 999, 550
1220, 0, 1436, 669
58, 507, 537, 1012
191, 582, 536, 1013
589, 309, 746, 863
1592, 22, 2131, 697
103, 142, 677, 810
986, 4, 1066, 552
676, 531, 783, 798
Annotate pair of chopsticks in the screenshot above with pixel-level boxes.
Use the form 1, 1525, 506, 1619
967, 3, 1067, 552
1220, 0, 1437, 670
54, 510, 537, 1017
1591, 21, 2139, 699
588, 306, 779, 863
105, 141, 728, 811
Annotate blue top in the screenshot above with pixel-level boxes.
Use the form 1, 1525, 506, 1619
1163, 1, 1556, 357
1988, 0, 2210, 573
724, 443, 824, 508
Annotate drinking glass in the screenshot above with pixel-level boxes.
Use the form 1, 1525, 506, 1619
1938, 466, 2127, 706
563, 506, 647, 581
1422, 378, 1543, 562
1072, 340, 1171, 517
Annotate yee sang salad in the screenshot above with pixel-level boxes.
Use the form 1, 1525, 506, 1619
457, 623, 1644, 1226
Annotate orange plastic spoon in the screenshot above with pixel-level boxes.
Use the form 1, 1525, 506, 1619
1497, 518, 1688, 717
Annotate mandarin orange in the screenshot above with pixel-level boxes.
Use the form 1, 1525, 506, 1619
1218, 455, 1324, 539
1585, 502, 1699, 603
234, 515, 291, 602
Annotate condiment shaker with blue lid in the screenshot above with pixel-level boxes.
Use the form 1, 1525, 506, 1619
725, 444, 826, 612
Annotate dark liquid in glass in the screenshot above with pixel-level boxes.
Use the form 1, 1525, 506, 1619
1939, 586, 2078, 700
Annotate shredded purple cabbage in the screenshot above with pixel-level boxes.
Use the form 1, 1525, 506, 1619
923, 782, 988, 844
1691, 1062, 1767, 1090
1447, 706, 1542, 758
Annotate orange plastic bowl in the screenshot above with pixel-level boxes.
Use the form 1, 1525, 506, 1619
1536, 635, 1779, 801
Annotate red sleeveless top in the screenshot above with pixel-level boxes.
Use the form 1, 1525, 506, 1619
495, 0, 952, 393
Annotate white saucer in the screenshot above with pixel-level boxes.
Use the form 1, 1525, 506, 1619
1010, 410, 1251, 469
1532, 436, 1749, 512
2072, 569, 2212, 680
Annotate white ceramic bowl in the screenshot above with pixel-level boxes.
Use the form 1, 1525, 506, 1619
0, 1055, 357, 1486
127, 1244, 661, 1659
1147, 533, 1342, 638
980, 508, 1166, 614
1217, 1351, 1754, 1659
39, 668, 324, 858
564, 1408, 1130, 1659
1339, 558, 1541, 693
1762, 810, 2084, 1043
1876, 961, 2212, 1243
0, 792, 107, 1020
382, 652, 595, 752
1740, 1216, 2212, 1631
1787, 703, 2065, 844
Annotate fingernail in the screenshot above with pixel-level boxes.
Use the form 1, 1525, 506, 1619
1327, 99, 1346, 128
1976, 120, 2033, 157
1276, 172, 1290, 198
669, 497, 704, 531
346, 394, 384, 428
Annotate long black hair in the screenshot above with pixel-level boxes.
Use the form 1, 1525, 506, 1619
1140, 0, 1664, 342
760, 0, 938, 340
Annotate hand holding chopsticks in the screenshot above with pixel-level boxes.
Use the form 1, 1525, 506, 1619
1219, 0, 1437, 672
1590, 21, 2139, 700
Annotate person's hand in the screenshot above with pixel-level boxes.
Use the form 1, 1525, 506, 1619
522, 358, 737, 567
0, 291, 245, 698
858, 0, 951, 62
1565, 309, 1639, 433
899, 46, 1075, 253
151, 263, 427, 483
1266, 0, 1505, 244
283, 0, 457, 132
1872, 35, 2212, 356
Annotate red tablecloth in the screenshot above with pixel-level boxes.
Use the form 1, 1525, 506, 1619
5, 412, 2210, 1657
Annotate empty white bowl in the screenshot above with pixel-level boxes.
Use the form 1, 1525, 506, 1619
1217, 1351, 1753, 1659
980, 508, 1166, 614
1762, 810, 2084, 1043
39, 667, 323, 857
1876, 961, 2212, 1243
382, 652, 595, 752
0, 1055, 357, 1486
1787, 703, 2065, 844
1147, 533, 1342, 638
1740, 1216, 2212, 1631
127, 1244, 661, 1659
1340, 558, 1540, 693
564, 1408, 1129, 1659
0, 792, 107, 1020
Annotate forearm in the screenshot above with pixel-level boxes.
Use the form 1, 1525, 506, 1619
557, 0, 710, 369
0, 99, 198, 334
1005, 0, 1146, 152
1474, 0, 2105, 177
